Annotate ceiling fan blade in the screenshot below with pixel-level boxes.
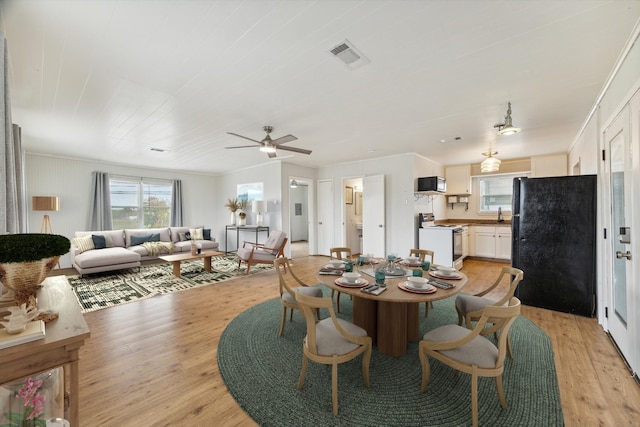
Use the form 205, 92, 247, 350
224, 145, 256, 149
277, 145, 312, 155
271, 134, 297, 146
226, 132, 261, 144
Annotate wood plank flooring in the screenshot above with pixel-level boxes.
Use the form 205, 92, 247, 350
57, 257, 640, 426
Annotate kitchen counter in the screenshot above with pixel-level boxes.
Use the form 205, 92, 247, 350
436, 220, 511, 227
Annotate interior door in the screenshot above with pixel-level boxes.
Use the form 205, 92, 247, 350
317, 180, 334, 256
605, 105, 633, 361
362, 175, 385, 257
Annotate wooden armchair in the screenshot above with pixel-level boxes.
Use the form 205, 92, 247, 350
419, 297, 521, 427
237, 230, 288, 274
295, 290, 372, 415
329, 247, 353, 313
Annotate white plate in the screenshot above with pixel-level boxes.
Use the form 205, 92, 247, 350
403, 281, 435, 292
435, 269, 457, 276
338, 278, 366, 285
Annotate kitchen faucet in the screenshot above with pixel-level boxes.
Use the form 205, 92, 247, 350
497, 207, 504, 223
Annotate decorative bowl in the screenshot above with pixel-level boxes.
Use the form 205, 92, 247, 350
329, 260, 345, 268
407, 276, 429, 288
342, 272, 361, 283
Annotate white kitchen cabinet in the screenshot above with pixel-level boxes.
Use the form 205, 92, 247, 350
472, 225, 511, 260
496, 228, 512, 260
462, 226, 469, 258
445, 165, 471, 195
474, 226, 496, 258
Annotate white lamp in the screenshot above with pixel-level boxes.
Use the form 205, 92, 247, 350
253, 200, 267, 226
494, 101, 521, 135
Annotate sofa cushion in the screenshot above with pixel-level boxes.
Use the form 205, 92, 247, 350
237, 247, 276, 262
91, 234, 107, 249
125, 228, 170, 247
73, 247, 141, 269
203, 229, 211, 240
71, 235, 95, 253
170, 227, 190, 243
262, 230, 286, 255
130, 233, 161, 246
76, 230, 125, 248
190, 228, 204, 240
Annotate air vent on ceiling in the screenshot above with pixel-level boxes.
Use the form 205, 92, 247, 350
329, 39, 370, 70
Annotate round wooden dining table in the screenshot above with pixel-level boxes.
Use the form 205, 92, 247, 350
317, 267, 467, 357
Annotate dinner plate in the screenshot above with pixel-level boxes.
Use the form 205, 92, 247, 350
399, 260, 421, 267
335, 278, 369, 288
429, 271, 463, 280
324, 264, 345, 270
398, 282, 437, 294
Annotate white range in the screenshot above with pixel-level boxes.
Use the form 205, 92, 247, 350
418, 225, 464, 270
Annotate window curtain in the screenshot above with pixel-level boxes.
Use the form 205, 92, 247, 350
170, 179, 183, 226
89, 171, 113, 230
0, 34, 26, 234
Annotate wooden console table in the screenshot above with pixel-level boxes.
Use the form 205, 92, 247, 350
225, 225, 269, 254
0, 276, 90, 426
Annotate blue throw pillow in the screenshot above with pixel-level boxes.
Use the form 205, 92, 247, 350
131, 234, 152, 246
149, 233, 160, 242
91, 234, 106, 249
203, 229, 211, 240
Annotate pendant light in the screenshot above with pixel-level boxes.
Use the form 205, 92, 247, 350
494, 101, 521, 135
481, 151, 501, 173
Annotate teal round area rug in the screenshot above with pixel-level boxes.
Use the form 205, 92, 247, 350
218, 288, 564, 426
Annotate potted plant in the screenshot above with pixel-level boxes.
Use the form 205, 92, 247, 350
225, 198, 241, 225
0, 234, 70, 308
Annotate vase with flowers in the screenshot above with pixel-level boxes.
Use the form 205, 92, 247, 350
1, 369, 64, 426
224, 198, 240, 225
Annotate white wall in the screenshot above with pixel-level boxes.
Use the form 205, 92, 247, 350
569, 115, 598, 175
25, 153, 216, 268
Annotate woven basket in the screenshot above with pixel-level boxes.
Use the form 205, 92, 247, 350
0, 256, 60, 307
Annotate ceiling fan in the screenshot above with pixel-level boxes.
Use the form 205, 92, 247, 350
225, 125, 312, 158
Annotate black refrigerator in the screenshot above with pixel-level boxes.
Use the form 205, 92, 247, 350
511, 175, 597, 317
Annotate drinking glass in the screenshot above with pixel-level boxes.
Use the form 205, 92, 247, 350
421, 260, 431, 271
412, 269, 423, 277
375, 270, 385, 285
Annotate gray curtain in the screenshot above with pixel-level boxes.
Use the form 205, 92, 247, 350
89, 171, 113, 230
0, 34, 26, 234
170, 179, 183, 226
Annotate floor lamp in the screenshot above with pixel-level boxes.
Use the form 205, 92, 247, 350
33, 196, 61, 268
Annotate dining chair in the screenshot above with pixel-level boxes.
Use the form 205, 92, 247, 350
329, 247, 353, 313
409, 248, 435, 317
419, 297, 521, 427
295, 290, 372, 415
455, 266, 524, 358
274, 257, 323, 336
237, 230, 288, 274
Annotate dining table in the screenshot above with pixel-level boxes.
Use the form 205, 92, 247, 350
317, 261, 467, 357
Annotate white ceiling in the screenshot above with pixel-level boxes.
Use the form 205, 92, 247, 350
1, 0, 639, 175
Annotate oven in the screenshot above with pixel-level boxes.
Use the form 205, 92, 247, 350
453, 227, 463, 269
418, 225, 464, 269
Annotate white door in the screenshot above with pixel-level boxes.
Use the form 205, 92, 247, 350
317, 180, 334, 256
604, 104, 634, 362
362, 175, 385, 257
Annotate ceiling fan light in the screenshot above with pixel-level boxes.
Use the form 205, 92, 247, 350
260, 142, 276, 153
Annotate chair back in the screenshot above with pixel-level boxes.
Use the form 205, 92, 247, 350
476, 267, 524, 306
263, 231, 288, 255
295, 291, 336, 355
274, 257, 305, 297
330, 247, 352, 260
409, 249, 434, 263
477, 297, 521, 366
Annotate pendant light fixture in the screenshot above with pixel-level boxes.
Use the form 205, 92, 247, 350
494, 101, 521, 135
481, 151, 501, 173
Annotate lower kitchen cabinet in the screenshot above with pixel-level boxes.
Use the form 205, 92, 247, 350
471, 226, 511, 260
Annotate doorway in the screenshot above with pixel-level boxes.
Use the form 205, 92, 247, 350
343, 177, 363, 256
289, 178, 311, 259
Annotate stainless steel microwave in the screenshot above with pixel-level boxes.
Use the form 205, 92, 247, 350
417, 176, 446, 193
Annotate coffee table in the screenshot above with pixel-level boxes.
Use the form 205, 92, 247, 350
159, 250, 224, 277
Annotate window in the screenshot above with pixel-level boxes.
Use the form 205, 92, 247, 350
478, 173, 527, 213
110, 177, 172, 229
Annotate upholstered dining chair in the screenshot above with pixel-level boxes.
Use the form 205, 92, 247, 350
237, 230, 288, 274
455, 266, 524, 358
274, 257, 323, 336
409, 248, 435, 317
329, 247, 353, 313
419, 297, 521, 427
295, 291, 372, 415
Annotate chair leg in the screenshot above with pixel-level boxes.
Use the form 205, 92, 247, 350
245, 263, 251, 275
362, 344, 372, 387
296, 354, 308, 390
419, 344, 431, 392
507, 333, 514, 359
289, 307, 294, 321
332, 358, 339, 416
471, 369, 479, 427
424, 301, 433, 317
456, 306, 464, 325
336, 291, 342, 313
496, 374, 507, 409
279, 307, 287, 336
315, 307, 321, 320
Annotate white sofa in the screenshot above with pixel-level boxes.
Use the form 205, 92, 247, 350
71, 226, 219, 276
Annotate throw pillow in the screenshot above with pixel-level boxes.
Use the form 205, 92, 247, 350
203, 229, 211, 240
103, 234, 114, 247
178, 232, 187, 241
130, 234, 152, 246
91, 234, 106, 249
149, 233, 160, 242
185, 231, 191, 240
190, 228, 204, 240
72, 235, 95, 253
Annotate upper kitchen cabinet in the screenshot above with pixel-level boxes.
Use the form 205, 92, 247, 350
445, 165, 471, 195
531, 154, 567, 177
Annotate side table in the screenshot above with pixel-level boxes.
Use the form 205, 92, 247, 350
225, 225, 270, 254
0, 276, 90, 425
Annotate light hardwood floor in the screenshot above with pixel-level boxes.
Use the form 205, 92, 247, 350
59, 257, 639, 426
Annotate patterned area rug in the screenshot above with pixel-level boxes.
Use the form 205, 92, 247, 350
68, 255, 272, 313
218, 289, 564, 426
